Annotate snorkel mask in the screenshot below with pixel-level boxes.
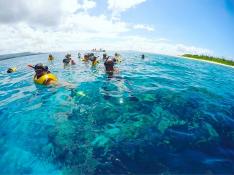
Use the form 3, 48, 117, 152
28, 63, 49, 74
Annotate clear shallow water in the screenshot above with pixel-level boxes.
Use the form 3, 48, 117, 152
0, 52, 234, 174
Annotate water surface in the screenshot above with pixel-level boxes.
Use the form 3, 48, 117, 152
0, 52, 233, 174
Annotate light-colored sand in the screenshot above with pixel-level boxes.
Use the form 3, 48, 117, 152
176, 56, 234, 68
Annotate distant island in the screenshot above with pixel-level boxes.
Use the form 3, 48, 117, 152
182, 54, 234, 67
0, 52, 44, 61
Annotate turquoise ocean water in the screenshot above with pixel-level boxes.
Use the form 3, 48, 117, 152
0, 52, 233, 174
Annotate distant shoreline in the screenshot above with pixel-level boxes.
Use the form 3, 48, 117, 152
0, 52, 45, 61
178, 54, 234, 68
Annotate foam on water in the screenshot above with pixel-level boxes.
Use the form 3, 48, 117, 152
0, 51, 234, 174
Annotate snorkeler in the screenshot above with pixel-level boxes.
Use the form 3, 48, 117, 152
103, 53, 116, 62
77, 52, 81, 59
103, 53, 108, 60
104, 57, 119, 75
28, 63, 57, 85
114, 52, 122, 63
90, 56, 99, 66
114, 53, 119, 57
141, 54, 145, 59
7, 67, 17, 73
82, 53, 96, 62
48, 54, 54, 61
63, 54, 76, 67
82, 54, 89, 62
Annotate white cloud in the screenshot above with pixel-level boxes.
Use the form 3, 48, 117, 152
0, 0, 95, 26
0, 0, 63, 26
0, 12, 130, 54
133, 24, 154, 31
77, 0, 96, 11
61, 13, 129, 35
0, 0, 213, 57
0, 22, 212, 56
175, 44, 212, 55
60, 0, 80, 13
0, 21, 212, 56
107, 0, 147, 17
99, 36, 212, 56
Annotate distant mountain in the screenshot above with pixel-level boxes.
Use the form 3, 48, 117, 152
0, 52, 44, 61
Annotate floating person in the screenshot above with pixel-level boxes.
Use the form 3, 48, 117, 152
91, 56, 99, 67
104, 57, 119, 76
48, 54, 54, 61
103, 53, 108, 61
7, 67, 17, 73
81, 53, 90, 62
28, 63, 58, 85
81, 53, 95, 62
114, 52, 122, 63
63, 54, 76, 67
82, 54, 89, 62
141, 54, 145, 59
77, 52, 81, 59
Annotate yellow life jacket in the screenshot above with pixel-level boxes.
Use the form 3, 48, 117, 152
34, 73, 57, 85
115, 56, 122, 63
81, 58, 89, 62
48, 56, 54, 61
92, 60, 99, 66
7, 67, 17, 73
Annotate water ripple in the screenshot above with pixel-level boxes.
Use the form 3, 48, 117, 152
0, 52, 233, 174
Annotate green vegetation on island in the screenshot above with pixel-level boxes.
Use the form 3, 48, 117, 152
182, 54, 234, 67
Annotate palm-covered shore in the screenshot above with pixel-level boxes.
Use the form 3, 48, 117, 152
182, 54, 234, 67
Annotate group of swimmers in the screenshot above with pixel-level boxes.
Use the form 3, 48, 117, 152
25, 52, 122, 86
7, 52, 145, 86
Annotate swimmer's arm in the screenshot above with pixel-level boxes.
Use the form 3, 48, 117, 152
51, 80, 75, 89
114, 68, 119, 73
44, 78, 58, 86
44, 78, 74, 89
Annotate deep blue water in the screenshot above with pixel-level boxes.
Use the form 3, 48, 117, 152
0, 51, 234, 174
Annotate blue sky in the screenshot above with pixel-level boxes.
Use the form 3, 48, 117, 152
125, 0, 234, 58
101, 0, 234, 58
0, 0, 233, 59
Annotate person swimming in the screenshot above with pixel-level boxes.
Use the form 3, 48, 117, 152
114, 53, 119, 57
77, 52, 81, 59
114, 52, 122, 63
104, 57, 119, 75
103, 53, 108, 61
141, 54, 145, 59
7, 67, 17, 73
28, 63, 57, 85
48, 54, 54, 61
90, 56, 99, 66
63, 54, 76, 67
103, 53, 117, 63
82, 53, 93, 62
